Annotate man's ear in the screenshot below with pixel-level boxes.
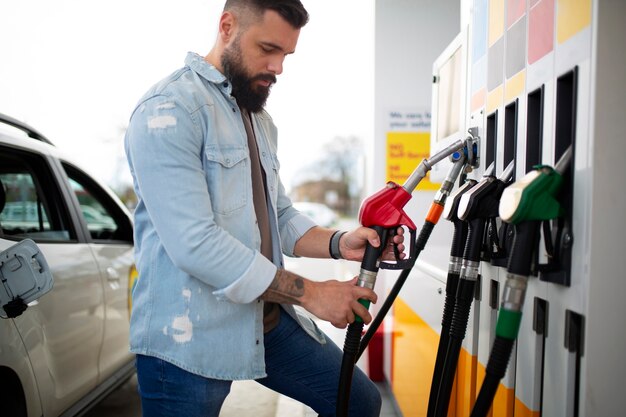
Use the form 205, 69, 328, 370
218, 11, 236, 43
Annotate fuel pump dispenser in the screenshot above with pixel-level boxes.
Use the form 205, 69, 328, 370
430, 161, 515, 417
469, 146, 572, 417
335, 135, 478, 417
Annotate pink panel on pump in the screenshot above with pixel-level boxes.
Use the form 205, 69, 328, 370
507, 0, 526, 28
528, 0, 555, 65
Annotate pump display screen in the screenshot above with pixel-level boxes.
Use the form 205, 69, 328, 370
436, 45, 463, 142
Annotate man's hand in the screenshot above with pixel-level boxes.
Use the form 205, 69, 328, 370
302, 277, 377, 329
340, 226, 405, 262
260, 270, 377, 329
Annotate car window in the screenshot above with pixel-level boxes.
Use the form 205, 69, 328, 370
0, 147, 75, 242
62, 163, 133, 243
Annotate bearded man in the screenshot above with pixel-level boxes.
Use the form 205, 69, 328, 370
124, 1, 403, 416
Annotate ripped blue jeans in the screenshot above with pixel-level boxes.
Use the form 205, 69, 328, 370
136, 308, 382, 417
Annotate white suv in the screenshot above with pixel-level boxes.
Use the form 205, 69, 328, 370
0, 114, 136, 417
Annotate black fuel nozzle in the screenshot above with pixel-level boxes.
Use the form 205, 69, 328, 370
443, 178, 477, 260
431, 161, 514, 417
457, 161, 514, 264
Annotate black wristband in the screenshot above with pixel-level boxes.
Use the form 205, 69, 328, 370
329, 231, 347, 259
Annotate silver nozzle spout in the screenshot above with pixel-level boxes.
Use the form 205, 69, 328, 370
499, 160, 515, 182
555, 145, 573, 175
402, 160, 431, 194
434, 157, 467, 204
446, 155, 466, 184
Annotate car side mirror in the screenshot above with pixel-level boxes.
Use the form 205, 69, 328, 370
0, 239, 54, 319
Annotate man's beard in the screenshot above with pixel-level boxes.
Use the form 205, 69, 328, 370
221, 38, 276, 113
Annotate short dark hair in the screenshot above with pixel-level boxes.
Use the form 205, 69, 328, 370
224, 0, 309, 29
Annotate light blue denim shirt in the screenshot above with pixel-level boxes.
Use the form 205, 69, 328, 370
124, 52, 323, 380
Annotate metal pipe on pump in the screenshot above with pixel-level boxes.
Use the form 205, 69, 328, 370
335, 134, 478, 417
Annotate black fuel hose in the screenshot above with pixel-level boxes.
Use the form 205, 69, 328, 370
470, 221, 540, 417
357, 219, 436, 359
336, 227, 386, 417
426, 219, 468, 417
336, 320, 365, 416
433, 217, 486, 417
470, 336, 515, 417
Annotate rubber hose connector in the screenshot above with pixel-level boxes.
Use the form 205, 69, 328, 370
441, 273, 460, 329
343, 321, 364, 356
449, 281, 475, 339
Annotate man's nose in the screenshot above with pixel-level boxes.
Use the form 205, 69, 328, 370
267, 57, 284, 75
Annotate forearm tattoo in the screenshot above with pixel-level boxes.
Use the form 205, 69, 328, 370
262, 269, 305, 305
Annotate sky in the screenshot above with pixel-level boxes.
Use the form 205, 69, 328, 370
0, 0, 374, 192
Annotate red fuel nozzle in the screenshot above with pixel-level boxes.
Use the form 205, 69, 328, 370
358, 182, 417, 230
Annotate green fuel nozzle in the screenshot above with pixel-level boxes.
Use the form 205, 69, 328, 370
499, 145, 572, 224
498, 146, 573, 278
470, 146, 574, 417
496, 147, 572, 326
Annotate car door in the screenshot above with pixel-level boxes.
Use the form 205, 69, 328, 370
59, 162, 135, 382
0, 145, 104, 417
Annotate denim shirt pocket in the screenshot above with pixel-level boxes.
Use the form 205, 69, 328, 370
204, 145, 249, 215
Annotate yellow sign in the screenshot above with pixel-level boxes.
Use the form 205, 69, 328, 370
386, 132, 440, 190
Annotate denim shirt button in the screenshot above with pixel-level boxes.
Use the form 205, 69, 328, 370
223, 82, 228, 88
256, 339, 260, 345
